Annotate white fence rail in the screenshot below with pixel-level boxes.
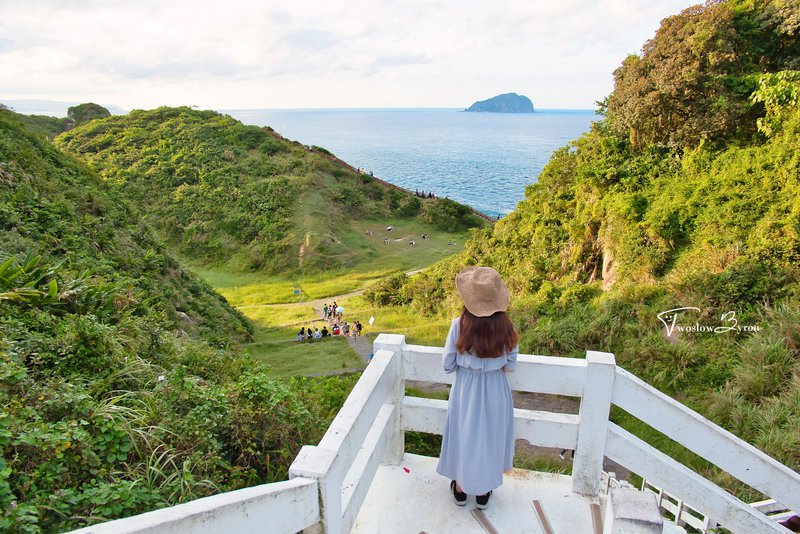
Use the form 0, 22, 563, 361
68, 332, 800, 534
288, 342, 403, 534
395, 335, 799, 534
642, 481, 799, 533
69, 478, 319, 534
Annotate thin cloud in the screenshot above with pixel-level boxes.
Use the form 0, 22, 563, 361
0, 0, 700, 109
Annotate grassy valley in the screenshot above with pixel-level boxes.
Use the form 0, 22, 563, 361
198, 216, 475, 376
53, 105, 483, 381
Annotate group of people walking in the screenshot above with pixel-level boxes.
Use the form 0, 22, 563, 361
295, 301, 364, 342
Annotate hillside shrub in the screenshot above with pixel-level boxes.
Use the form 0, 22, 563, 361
420, 198, 482, 232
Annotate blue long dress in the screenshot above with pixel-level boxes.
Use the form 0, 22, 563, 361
435, 317, 518, 495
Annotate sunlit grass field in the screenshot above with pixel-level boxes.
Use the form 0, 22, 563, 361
189, 217, 471, 378
196, 218, 472, 307
340, 295, 454, 346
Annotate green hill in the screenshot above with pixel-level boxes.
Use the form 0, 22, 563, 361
6, 102, 112, 139
55, 107, 485, 273
0, 110, 357, 531
370, 0, 800, 478
0, 109, 251, 345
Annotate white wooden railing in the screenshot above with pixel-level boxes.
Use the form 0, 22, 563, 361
641, 479, 798, 532
71, 333, 800, 534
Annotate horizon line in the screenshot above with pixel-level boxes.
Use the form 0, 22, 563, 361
219, 106, 598, 112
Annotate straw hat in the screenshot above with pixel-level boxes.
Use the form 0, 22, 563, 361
455, 267, 509, 317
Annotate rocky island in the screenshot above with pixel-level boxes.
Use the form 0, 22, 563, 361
464, 93, 535, 113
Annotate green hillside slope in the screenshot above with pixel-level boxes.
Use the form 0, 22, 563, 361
55, 107, 485, 274
1, 109, 251, 344
0, 110, 358, 531
372, 0, 800, 478
5, 102, 112, 139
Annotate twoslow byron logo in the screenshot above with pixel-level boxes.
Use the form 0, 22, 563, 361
657, 307, 761, 337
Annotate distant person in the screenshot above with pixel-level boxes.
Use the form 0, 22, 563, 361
437, 267, 518, 510
321, 326, 329, 337
409, 240, 416, 246
297, 327, 306, 342
355, 320, 363, 336
313, 327, 322, 339
344, 322, 350, 336
421, 233, 428, 239
387, 225, 394, 232
336, 305, 344, 321
323, 303, 329, 318
332, 324, 340, 336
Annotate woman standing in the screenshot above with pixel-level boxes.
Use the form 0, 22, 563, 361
436, 267, 519, 509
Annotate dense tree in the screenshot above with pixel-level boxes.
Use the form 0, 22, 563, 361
606, 0, 800, 149
66, 102, 111, 126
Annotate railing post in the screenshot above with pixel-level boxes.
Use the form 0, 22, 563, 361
572, 350, 616, 496
289, 446, 340, 534
373, 333, 406, 464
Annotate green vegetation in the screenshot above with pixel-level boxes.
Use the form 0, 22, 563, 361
0, 110, 367, 531
67, 103, 110, 126
372, 0, 800, 489
13, 114, 69, 139
341, 295, 454, 346
191, 216, 473, 376
1, 102, 111, 139
0, 47, 479, 534
605, 0, 799, 149
56, 107, 485, 274
194, 218, 473, 306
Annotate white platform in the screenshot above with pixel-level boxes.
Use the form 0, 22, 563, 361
351, 453, 604, 533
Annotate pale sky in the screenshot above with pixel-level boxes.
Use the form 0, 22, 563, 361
0, 0, 698, 111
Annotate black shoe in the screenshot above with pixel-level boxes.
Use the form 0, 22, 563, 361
450, 480, 467, 506
476, 491, 492, 509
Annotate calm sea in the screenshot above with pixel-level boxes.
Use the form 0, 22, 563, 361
224, 108, 596, 218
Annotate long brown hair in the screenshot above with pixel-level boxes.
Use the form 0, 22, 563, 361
456, 307, 519, 358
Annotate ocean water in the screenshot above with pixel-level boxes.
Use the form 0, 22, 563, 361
225, 108, 596, 218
